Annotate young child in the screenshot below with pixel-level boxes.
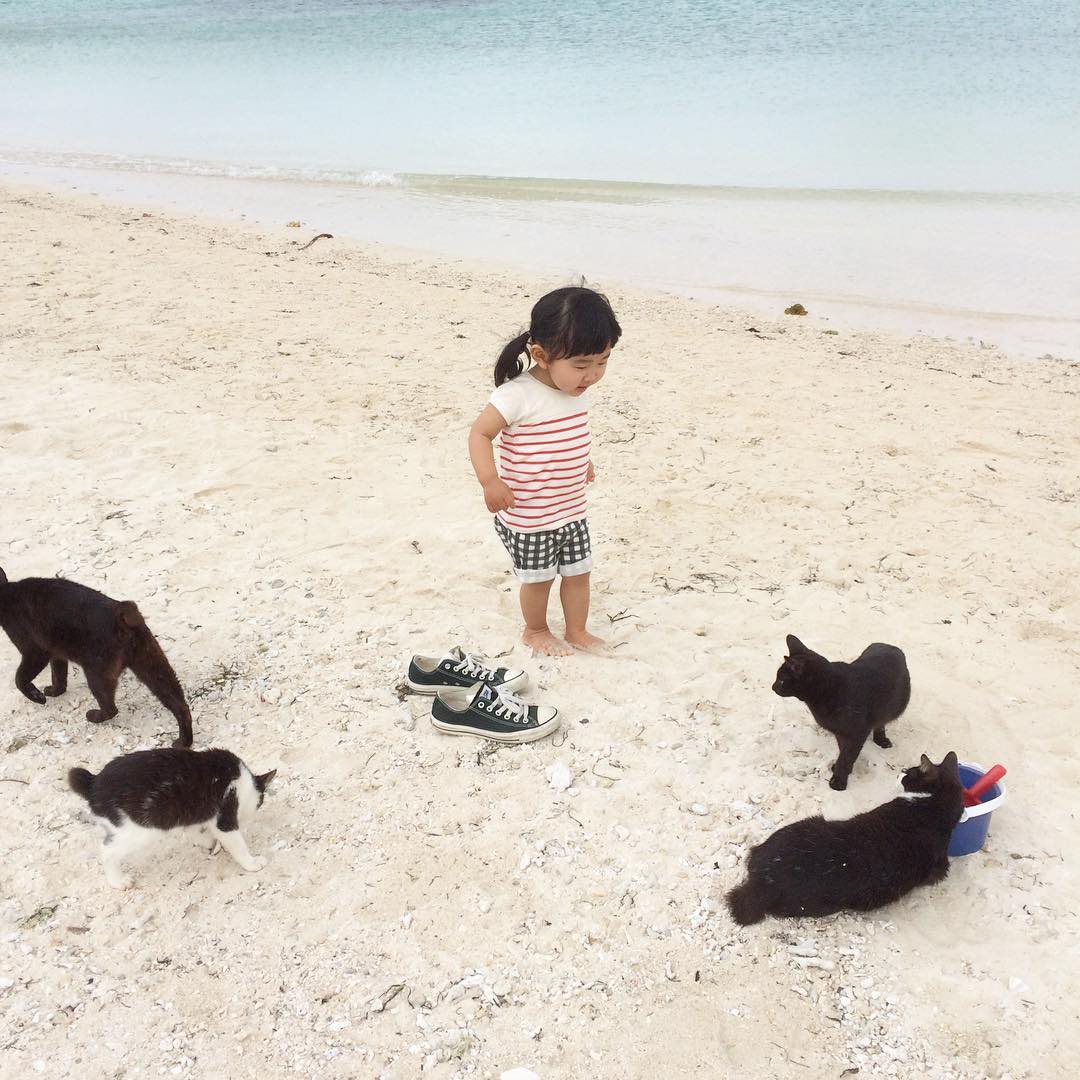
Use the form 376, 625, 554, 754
469, 286, 622, 656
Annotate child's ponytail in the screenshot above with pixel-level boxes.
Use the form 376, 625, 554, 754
493, 286, 622, 387
494, 331, 530, 387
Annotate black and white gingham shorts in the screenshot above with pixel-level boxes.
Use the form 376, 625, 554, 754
494, 517, 593, 583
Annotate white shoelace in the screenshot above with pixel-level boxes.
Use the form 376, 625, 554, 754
486, 689, 528, 724
452, 652, 494, 680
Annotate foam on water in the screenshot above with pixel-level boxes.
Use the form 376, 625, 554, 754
0, 148, 403, 188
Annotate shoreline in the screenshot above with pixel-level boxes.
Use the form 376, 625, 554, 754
4, 160, 1078, 363
2, 183, 1079, 1079
9, 146, 1080, 200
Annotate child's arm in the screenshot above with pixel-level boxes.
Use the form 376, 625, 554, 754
469, 405, 516, 513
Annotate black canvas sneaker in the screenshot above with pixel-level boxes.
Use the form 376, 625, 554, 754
430, 684, 559, 744
407, 647, 528, 695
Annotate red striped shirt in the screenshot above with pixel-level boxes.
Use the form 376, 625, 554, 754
489, 382, 591, 532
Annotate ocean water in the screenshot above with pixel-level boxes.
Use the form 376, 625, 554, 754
2, 1, 1079, 355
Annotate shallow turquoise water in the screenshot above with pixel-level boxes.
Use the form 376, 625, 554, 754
2, 0, 1079, 193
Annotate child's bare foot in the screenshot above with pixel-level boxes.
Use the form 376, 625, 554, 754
523, 628, 573, 657
564, 629, 611, 654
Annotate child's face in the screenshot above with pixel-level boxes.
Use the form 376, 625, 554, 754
531, 345, 611, 396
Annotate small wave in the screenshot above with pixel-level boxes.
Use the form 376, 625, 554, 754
2, 146, 1076, 209
0, 147, 402, 188
404, 172, 1080, 208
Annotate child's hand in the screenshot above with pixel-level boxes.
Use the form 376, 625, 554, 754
483, 478, 516, 513
587, 461, 596, 483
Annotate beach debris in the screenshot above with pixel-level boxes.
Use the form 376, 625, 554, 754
784, 303, 808, 316
297, 232, 333, 252
189, 661, 244, 701
368, 982, 406, 1013
18, 904, 58, 930
590, 759, 623, 785
475, 741, 500, 765
286, 220, 301, 227
546, 761, 572, 791
5, 735, 29, 753
794, 956, 836, 971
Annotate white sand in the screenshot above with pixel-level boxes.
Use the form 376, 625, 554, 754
1, 184, 1078, 1079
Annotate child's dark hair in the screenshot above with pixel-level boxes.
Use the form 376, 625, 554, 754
494, 286, 622, 387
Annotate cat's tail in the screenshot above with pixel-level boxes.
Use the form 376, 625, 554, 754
120, 606, 194, 748
67, 767, 96, 802
726, 881, 766, 926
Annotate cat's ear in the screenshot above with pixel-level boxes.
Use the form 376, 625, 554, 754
919, 753, 934, 772
940, 751, 959, 775
255, 769, 277, 792
785, 634, 808, 655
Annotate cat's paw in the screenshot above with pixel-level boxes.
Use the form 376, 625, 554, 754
43, 684, 66, 697
828, 775, 849, 791
241, 856, 267, 874
86, 709, 107, 724
874, 734, 893, 748
21, 686, 47, 705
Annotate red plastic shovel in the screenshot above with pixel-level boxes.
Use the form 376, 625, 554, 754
963, 764, 1006, 807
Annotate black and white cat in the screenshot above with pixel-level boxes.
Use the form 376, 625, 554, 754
726, 752, 964, 924
69, 748, 276, 889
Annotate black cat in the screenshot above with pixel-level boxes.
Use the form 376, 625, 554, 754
0, 567, 193, 747
69, 747, 276, 889
727, 752, 963, 924
773, 634, 910, 790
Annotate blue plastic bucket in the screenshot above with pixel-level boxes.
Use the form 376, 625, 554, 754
948, 761, 1006, 857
